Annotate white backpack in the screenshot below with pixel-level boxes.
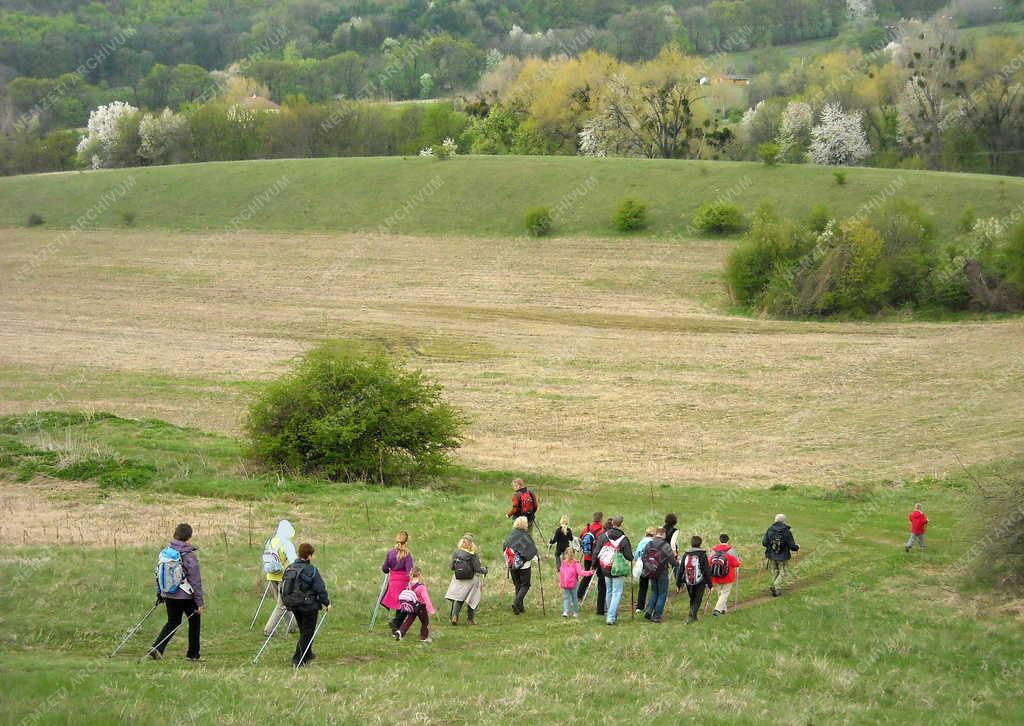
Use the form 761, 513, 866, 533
597, 536, 625, 573
261, 538, 285, 574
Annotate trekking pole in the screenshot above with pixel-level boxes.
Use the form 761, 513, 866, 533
294, 611, 328, 669
252, 607, 286, 664
580, 573, 594, 605
368, 573, 388, 632
734, 569, 740, 610
144, 610, 198, 661
109, 601, 160, 658
535, 557, 546, 616
703, 587, 712, 617
249, 581, 271, 630
629, 575, 635, 620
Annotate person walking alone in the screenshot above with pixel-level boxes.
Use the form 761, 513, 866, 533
150, 523, 204, 661
763, 514, 799, 597
905, 503, 929, 552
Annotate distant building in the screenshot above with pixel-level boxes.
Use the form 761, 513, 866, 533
700, 74, 752, 87
240, 94, 281, 112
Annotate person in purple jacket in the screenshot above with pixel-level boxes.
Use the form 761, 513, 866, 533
381, 531, 414, 634
149, 523, 204, 661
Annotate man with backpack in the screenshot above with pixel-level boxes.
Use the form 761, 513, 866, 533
641, 527, 678, 623
262, 519, 299, 637
149, 523, 204, 661
576, 512, 603, 611
709, 533, 742, 615
679, 535, 712, 623
506, 478, 539, 535
905, 503, 929, 552
593, 516, 633, 625
763, 514, 800, 597
281, 542, 331, 667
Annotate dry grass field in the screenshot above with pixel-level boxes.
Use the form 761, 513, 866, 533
2, 226, 1021, 487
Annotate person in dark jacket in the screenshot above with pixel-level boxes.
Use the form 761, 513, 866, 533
641, 527, 678, 623
549, 515, 575, 570
679, 535, 712, 623
150, 522, 204, 661
592, 516, 633, 625
445, 534, 488, 625
287, 542, 331, 667
763, 514, 800, 597
503, 516, 539, 614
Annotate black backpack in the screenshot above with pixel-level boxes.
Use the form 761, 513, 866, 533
641, 544, 664, 579
453, 553, 475, 580
709, 549, 730, 578
768, 532, 785, 555
280, 562, 317, 610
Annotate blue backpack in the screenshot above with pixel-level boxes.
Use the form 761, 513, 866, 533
156, 547, 184, 595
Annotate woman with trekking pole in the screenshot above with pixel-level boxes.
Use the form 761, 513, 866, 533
503, 516, 539, 614
148, 523, 204, 661
380, 531, 414, 634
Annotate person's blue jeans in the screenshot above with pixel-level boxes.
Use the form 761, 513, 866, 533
646, 571, 670, 620
605, 576, 625, 623
562, 587, 580, 615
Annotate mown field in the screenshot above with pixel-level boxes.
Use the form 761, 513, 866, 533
1, 156, 1022, 724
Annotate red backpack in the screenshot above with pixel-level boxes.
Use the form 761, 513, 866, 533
683, 552, 704, 586
709, 549, 731, 579
516, 489, 537, 515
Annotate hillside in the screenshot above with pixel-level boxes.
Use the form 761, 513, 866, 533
2, 156, 1024, 239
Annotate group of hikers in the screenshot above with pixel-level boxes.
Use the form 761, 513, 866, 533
133, 478, 930, 666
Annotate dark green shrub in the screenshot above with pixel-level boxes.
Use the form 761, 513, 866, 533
833, 169, 847, 185
693, 201, 744, 234
806, 220, 892, 315
613, 198, 647, 232
758, 142, 781, 166
26, 213, 44, 227
246, 342, 465, 484
119, 210, 136, 227
725, 203, 813, 308
524, 206, 553, 237
870, 198, 937, 307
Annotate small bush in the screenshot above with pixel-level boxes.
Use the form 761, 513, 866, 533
758, 142, 781, 166
613, 198, 648, 232
958, 204, 977, 233
833, 169, 847, 185
246, 342, 465, 484
118, 210, 136, 227
807, 202, 831, 233
524, 206, 553, 237
26, 213, 44, 227
693, 201, 744, 234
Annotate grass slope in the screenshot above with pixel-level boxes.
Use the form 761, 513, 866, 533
2, 156, 1024, 239
0, 412, 1021, 725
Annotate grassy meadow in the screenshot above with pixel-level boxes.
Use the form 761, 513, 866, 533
1, 156, 1023, 724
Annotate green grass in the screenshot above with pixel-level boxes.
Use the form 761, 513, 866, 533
0, 412, 1021, 724
3, 156, 1024, 240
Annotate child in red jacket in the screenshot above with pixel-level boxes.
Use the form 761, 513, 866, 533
905, 503, 929, 552
709, 533, 742, 615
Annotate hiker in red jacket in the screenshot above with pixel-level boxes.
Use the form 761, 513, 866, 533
576, 512, 604, 607
709, 534, 742, 616
905, 503, 929, 552
506, 478, 539, 535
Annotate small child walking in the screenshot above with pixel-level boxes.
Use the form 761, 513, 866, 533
558, 548, 593, 618
394, 567, 437, 643
905, 503, 929, 552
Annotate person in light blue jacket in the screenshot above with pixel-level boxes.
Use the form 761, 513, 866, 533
263, 519, 299, 636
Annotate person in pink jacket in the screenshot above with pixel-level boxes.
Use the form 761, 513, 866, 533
381, 531, 414, 634
558, 548, 593, 618
395, 567, 437, 643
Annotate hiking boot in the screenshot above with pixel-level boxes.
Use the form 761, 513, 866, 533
635, 608, 643, 615
393, 630, 403, 641
450, 616, 458, 626
650, 616, 662, 624
770, 586, 780, 597
643, 612, 653, 621
712, 610, 722, 616
148, 649, 162, 661
562, 612, 569, 618
186, 656, 202, 662
686, 616, 696, 624
420, 638, 432, 644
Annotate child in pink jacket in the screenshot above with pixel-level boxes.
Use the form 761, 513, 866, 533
559, 549, 593, 618
395, 567, 437, 643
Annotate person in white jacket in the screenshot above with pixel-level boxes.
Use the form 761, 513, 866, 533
263, 519, 300, 636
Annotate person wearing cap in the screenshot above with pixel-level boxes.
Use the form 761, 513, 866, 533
445, 533, 488, 625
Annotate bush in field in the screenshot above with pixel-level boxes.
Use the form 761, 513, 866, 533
26, 213, 44, 227
524, 206, 553, 236
807, 202, 831, 233
613, 198, 647, 232
758, 142, 781, 166
118, 210, 136, 227
246, 342, 465, 484
725, 203, 814, 309
693, 201, 744, 234
833, 169, 848, 185
808, 220, 892, 315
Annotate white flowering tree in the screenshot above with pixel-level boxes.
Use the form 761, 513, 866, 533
846, 0, 876, 25
809, 103, 871, 165
76, 101, 139, 169
139, 108, 191, 165
776, 101, 813, 160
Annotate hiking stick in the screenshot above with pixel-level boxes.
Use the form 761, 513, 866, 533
144, 610, 198, 661
368, 574, 388, 632
734, 569, 740, 610
702, 587, 712, 617
629, 575, 635, 619
252, 608, 285, 664
109, 602, 159, 657
249, 581, 271, 630
535, 558, 546, 616
294, 611, 328, 669
580, 573, 594, 605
